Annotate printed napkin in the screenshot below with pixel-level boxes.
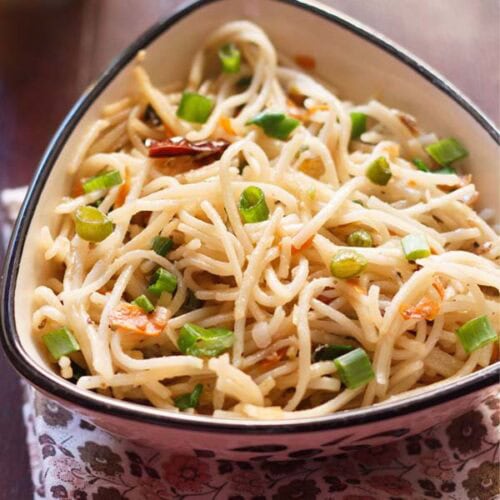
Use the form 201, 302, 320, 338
2, 187, 499, 500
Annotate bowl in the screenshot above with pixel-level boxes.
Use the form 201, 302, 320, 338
1, 0, 499, 460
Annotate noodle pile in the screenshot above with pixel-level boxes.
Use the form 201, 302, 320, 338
32, 21, 499, 420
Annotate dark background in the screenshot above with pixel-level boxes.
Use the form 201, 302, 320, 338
0, 1, 498, 497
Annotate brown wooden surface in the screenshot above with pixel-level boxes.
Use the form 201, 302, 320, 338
0, 1, 498, 497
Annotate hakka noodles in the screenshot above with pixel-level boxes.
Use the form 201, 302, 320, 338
34, 21, 499, 420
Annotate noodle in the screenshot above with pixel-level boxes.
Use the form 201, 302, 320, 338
32, 21, 499, 419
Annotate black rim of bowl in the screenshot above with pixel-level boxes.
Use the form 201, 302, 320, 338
1, 0, 499, 435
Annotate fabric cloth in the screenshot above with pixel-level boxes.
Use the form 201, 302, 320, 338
2, 188, 499, 500
24, 387, 500, 500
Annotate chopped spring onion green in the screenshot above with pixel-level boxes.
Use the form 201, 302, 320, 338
346, 229, 373, 248
74, 206, 113, 242
247, 112, 300, 140
177, 91, 214, 124
366, 156, 392, 185
350, 112, 367, 139
132, 295, 155, 313
330, 249, 368, 279
42, 327, 80, 360
152, 235, 174, 257
313, 344, 355, 362
413, 158, 430, 172
425, 138, 468, 166
239, 186, 269, 223
174, 384, 204, 410
178, 323, 234, 357
218, 43, 241, 73
334, 347, 375, 389
434, 166, 457, 175
401, 234, 431, 261
147, 268, 177, 295
82, 170, 122, 194
456, 315, 498, 353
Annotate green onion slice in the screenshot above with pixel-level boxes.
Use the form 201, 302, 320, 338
174, 384, 204, 411
177, 91, 214, 124
350, 112, 367, 140
413, 158, 430, 172
346, 229, 373, 248
239, 186, 269, 223
401, 234, 431, 261
74, 206, 113, 242
330, 249, 368, 279
425, 138, 468, 166
152, 236, 174, 257
82, 170, 122, 194
334, 347, 375, 389
456, 315, 498, 353
218, 43, 241, 73
132, 295, 155, 313
247, 112, 300, 140
42, 327, 80, 360
147, 268, 177, 295
313, 344, 355, 362
366, 156, 392, 185
178, 323, 234, 357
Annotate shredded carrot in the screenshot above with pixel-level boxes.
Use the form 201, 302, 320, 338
294, 54, 316, 71
71, 180, 84, 198
219, 116, 235, 136
400, 296, 440, 321
109, 303, 168, 336
260, 347, 288, 368
291, 236, 314, 254
400, 279, 445, 321
114, 169, 130, 208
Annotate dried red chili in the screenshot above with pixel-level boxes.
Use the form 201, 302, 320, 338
148, 137, 230, 158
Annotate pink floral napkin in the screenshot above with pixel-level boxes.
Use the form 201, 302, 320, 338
23, 386, 500, 500
2, 188, 499, 500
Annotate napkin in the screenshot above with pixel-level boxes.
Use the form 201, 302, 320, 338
2, 187, 499, 500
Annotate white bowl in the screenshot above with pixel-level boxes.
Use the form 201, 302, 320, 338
1, 0, 498, 459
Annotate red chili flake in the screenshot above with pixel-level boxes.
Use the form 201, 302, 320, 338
148, 137, 230, 158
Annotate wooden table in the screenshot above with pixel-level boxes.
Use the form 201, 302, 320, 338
0, 1, 498, 497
